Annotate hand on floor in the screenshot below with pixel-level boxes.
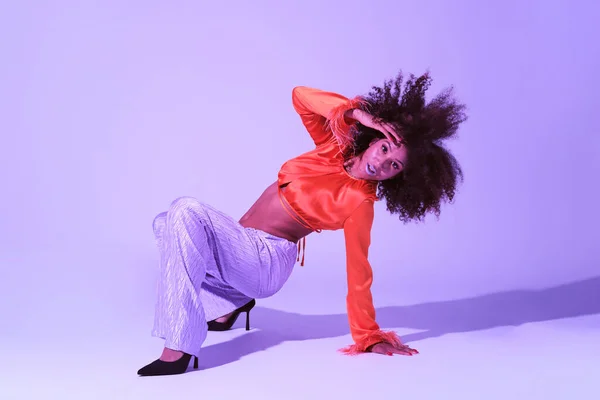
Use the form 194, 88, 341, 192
370, 342, 419, 356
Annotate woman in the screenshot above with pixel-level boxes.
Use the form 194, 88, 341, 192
137, 71, 467, 376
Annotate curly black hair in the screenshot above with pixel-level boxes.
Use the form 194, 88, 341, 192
344, 71, 467, 223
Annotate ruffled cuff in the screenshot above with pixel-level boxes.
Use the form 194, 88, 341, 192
326, 96, 367, 151
338, 330, 403, 356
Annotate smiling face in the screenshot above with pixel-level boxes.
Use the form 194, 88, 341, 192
346, 138, 408, 181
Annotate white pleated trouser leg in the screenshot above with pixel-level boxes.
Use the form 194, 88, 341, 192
150, 197, 297, 357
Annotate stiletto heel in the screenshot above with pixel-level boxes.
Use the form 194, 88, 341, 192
207, 299, 256, 331
137, 353, 198, 376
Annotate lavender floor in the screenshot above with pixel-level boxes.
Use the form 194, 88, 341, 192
4, 279, 598, 400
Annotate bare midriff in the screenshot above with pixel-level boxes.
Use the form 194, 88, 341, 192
238, 181, 313, 243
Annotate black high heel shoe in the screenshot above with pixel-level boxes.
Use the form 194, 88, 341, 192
207, 299, 256, 331
137, 353, 198, 376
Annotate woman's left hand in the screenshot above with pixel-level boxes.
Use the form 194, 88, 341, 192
370, 341, 419, 356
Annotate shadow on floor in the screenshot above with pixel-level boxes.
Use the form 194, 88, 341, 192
198, 276, 600, 370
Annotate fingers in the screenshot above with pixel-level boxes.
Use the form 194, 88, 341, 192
367, 121, 393, 142
396, 345, 419, 356
371, 342, 419, 356
382, 123, 402, 144
391, 345, 416, 356
361, 114, 401, 143
380, 129, 395, 143
376, 122, 402, 144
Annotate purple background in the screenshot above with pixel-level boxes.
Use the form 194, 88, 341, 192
1, 1, 598, 398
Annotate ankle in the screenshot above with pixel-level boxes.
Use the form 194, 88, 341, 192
160, 348, 184, 362
215, 311, 234, 323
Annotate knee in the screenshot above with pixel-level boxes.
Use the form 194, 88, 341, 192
152, 212, 167, 236
167, 196, 205, 223
170, 196, 200, 210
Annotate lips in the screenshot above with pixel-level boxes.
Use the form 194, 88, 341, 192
366, 163, 377, 176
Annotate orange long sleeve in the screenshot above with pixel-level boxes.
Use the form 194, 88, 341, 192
291, 86, 366, 148
340, 200, 404, 354
285, 85, 399, 353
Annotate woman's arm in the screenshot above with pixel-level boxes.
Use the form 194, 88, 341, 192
341, 200, 418, 356
291, 86, 366, 148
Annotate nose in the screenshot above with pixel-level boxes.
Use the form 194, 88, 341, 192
377, 160, 391, 173
372, 159, 384, 170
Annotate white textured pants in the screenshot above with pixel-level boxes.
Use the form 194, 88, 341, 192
150, 197, 297, 357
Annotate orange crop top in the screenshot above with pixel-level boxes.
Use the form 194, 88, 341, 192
278, 86, 404, 354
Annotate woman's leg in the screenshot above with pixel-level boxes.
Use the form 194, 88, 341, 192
150, 198, 213, 358
148, 197, 297, 358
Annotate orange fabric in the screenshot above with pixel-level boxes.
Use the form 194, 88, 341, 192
278, 86, 403, 353
339, 201, 403, 354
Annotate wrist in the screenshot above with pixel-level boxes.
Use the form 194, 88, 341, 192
344, 108, 361, 121
365, 341, 382, 352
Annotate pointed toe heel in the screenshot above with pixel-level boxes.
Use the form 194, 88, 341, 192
137, 353, 198, 377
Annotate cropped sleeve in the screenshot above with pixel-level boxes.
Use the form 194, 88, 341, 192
340, 200, 404, 355
291, 86, 366, 149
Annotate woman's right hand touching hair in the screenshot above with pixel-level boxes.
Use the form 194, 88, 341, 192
345, 109, 402, 144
